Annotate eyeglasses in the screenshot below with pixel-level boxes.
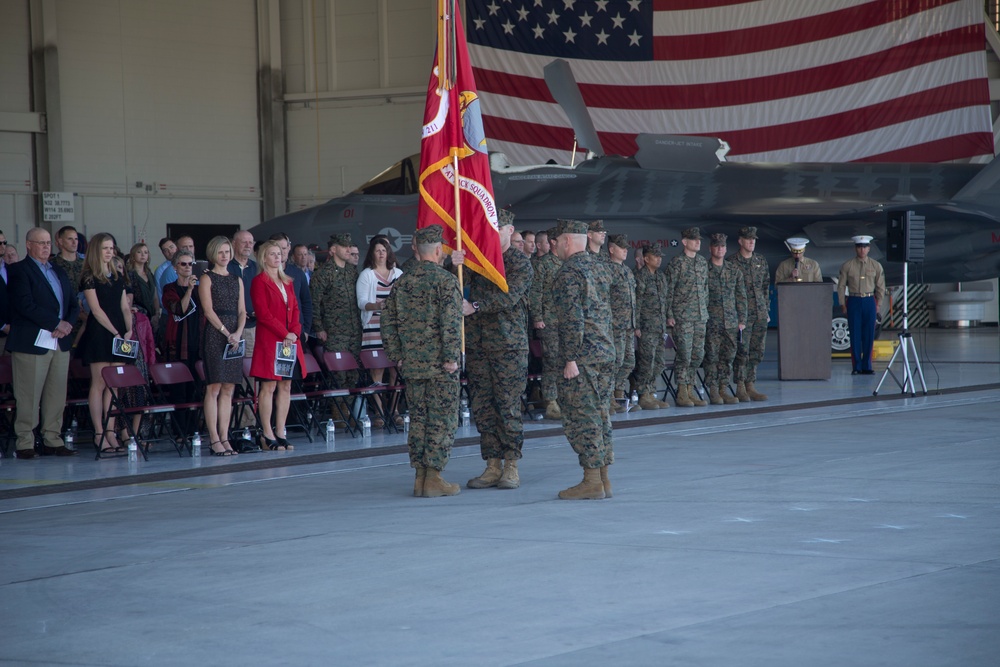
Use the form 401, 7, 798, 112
27, 240, 51, 246
176, 261, 194, 267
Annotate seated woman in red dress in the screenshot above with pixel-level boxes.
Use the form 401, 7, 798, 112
249, 240, 306, 451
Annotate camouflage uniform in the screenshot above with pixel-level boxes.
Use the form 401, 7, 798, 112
607, 256, 637, 395
381, 259, 462, 471
633, 263, 669, 394
552, 249, 616, 469
528, 247, 562, 402
705, 260, 747, 387
310, 252, 362, 387
465, 244, 533, 461
728, 250, 770, 383
664, 253, 709, 385
52, 255, 85, 344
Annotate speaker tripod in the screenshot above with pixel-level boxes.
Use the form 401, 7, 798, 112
873, 262, 926, 396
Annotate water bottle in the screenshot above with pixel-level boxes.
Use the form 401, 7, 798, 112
127, 438, 138, 462
326, 420, 336, 445
402, 413, 410, 434
64, 429, 75, 451
360, 414, 372, 438
630, 390, 639, 408
460, 396, 470, 428
242, 426, 251, 443
191, 432, 202, 458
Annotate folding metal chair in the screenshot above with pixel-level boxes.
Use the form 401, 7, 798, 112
101, 364, 192, 459
523, 338, 545, 419
148, 362, 206, 455
659, 333, 679, 402
320, 350, 383, 437
359, 349, 405, 432
0, 356, 16, 457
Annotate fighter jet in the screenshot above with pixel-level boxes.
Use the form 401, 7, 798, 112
248, 60, 1000, 349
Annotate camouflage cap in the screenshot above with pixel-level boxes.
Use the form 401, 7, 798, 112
414, 224, 444, 245
643, 243, 663, 257
607, 233, 629, 249
497, 208, 516, 227
739, 226, 758, 240
588, 219, 606, 232
709, 232, 728, 247
328, 233, 352, 247
682, 227, 701, 241
546, 225, 562, 239
560, 219, 590, 235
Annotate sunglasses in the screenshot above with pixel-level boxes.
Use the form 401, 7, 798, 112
0, 240, 7, 245
177, 261, 194, 267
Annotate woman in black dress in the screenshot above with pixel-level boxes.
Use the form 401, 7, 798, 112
199, 236, 246, 456
78, 232, 133, 454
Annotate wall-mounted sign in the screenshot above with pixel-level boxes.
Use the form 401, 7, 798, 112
42, 191, 75, 222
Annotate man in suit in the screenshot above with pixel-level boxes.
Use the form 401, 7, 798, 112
7, 227, 81, 458
0, 229, 10, 355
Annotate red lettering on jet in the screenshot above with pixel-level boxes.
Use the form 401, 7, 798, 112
343, 208, 354, 219
993, 232, 1000, 243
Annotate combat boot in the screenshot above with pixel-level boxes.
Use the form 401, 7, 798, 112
545, 400, 563, 420
627, 399, 643, 413
613, 390, 627, 413
675, 384, 694, 407
638, 393, 661, 410
654, 393, 671, 408
497, 459, 520, 489
558, 467, 606, 500
709, 385, 724, 405
413, 467, 426, 497
736, 382, 750, 402
688, 385, 708, 407
745, 381, 768, 401
467, 458, 503, 489
720, 385, 739, 405
600, 466, 612, 498
422, 468, 460, 497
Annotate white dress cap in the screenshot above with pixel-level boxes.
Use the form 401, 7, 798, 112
785, 237, 809, 251
851, 235, 874, 245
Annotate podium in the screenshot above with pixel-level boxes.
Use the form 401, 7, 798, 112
777, 282, 833, 380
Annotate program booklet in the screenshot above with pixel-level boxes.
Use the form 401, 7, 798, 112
223, 339, 246, 360
112, 337, 139, 359
274, 342, 296, 378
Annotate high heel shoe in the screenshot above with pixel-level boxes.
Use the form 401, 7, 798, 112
209, 441, 232, 456
97, 430, 121, 455
260, 434, 284, 451
221, 439, 238, 455
275, 436, 294, 451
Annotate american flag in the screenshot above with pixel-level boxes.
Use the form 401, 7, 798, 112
467, 0, 994, 166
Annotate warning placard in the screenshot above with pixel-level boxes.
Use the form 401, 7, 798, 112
42, 192, 75, 222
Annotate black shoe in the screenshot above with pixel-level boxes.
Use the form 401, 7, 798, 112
861, 370, 875, 375
275, 437, 294, 451
15, 449, 36, 460
40, 444, 77, 457
851, 370, 859, 375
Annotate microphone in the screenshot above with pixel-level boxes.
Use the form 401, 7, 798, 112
793, 257, 800, 281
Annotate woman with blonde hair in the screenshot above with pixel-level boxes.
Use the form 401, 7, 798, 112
199, 236, 246, 456
126, 242, 160, 327
77, 232, 133, 454
249, 240, 305, 450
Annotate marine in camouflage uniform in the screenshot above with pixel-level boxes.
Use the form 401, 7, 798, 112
705, 233, 747, 404
527, 225, 563, 417
633, 244, 670, 410
463, 209, 533, 490
664, 227, 710, 407
606, 233, 637, 413
381, 225, 463, 497
552, 220, 616, 500
727, 226, 770, 401
310, 233, 362, 389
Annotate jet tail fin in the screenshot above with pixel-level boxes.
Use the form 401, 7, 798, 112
954, 157, 1000, 203
543, 59, 605, 158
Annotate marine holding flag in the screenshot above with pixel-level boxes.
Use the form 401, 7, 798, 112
417, 0, 506, 293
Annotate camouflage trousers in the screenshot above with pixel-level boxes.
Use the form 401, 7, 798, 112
539, 325, 561, 401
406, 376, 459, 471
467, 348, 527, 460
613, 328, 635, 393
558, 362, 615, 469
671, 319, 707, 385
703, 322, 738, 387
733, 317, 767, 383
634, 329, 667, 394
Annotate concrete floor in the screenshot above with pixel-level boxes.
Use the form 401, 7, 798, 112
1, 328, 998, 666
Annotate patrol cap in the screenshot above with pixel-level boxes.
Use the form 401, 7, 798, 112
643, 243, 663, 257
738, 226, 757, 240
709, 232, 727, 247
560, 219, 590, 235
497, 208, 516, 227
546, 225, 562, 239
414, 224, 444, 245
852, 235, 874, 246
785, 237, 809, 252
682, 227, 701, 241
608, 233, 629, 249
328, 233, 352, 247
588, 219, 606, 232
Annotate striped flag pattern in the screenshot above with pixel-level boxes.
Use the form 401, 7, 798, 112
467, 0, 993, 166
